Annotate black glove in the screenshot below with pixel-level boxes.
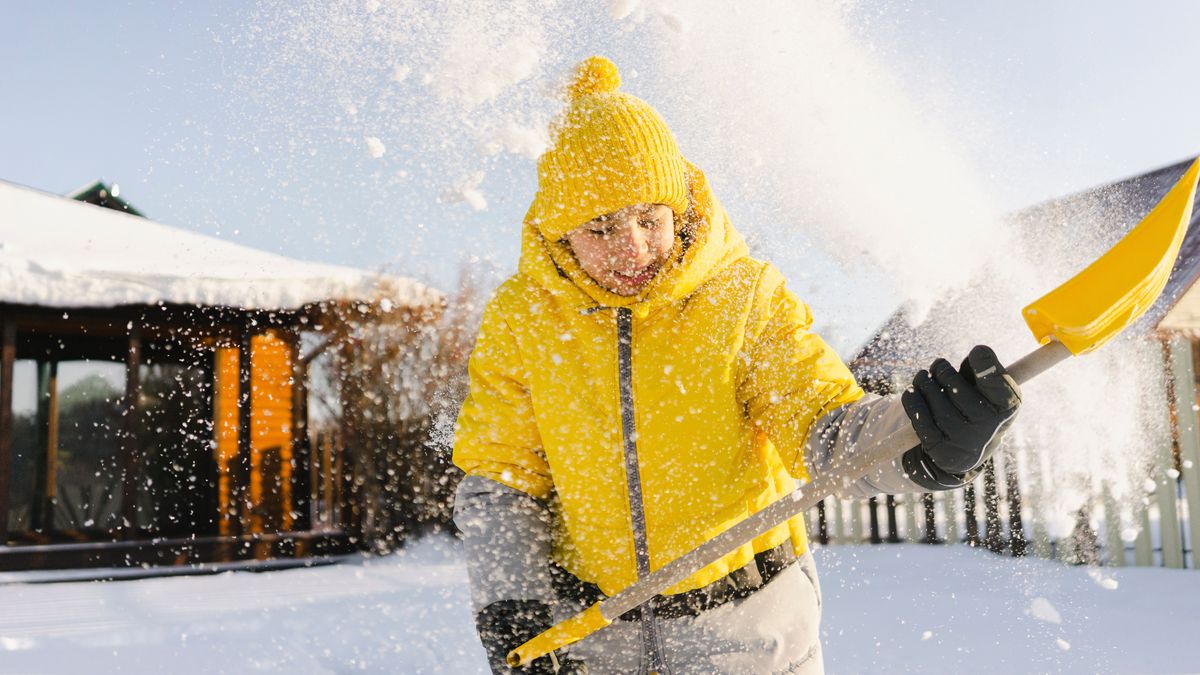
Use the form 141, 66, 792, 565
900, 345, 1021, 490
476, 599, 587, 674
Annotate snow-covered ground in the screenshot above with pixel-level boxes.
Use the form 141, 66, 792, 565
0, 537, 1196, 674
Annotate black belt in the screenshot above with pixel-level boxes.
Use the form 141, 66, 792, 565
550, 541, 797, 621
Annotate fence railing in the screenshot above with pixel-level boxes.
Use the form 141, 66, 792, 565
809, 449, 1196, 569
829, 336, 1200, 570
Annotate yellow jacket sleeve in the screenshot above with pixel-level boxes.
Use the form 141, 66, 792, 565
452, 297, 553, 500
739, 266, 864, 480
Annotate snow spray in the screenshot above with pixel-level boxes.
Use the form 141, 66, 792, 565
232, 0, 1166, 550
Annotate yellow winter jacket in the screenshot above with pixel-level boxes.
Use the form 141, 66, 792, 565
453, 166, 863, 597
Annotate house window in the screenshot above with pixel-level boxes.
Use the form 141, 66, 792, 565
52, 360, 126, 535
7, 360, 37, 537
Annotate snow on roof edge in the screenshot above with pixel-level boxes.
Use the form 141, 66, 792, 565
0, 179, 443, 312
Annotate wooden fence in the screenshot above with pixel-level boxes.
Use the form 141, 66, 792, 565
808, 444, 1197, 569
822, 335, 1200, 570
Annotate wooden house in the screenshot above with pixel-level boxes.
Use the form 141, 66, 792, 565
0, 180, 442, 573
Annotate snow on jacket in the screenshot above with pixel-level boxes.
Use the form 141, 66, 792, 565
452, 164, 864, 597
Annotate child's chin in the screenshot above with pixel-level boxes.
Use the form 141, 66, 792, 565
606, 279, 645, 296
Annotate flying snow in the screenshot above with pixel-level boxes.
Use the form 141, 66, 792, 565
365, 136, 386, 158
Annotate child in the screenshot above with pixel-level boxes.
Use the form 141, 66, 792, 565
453, 56, 1020, 674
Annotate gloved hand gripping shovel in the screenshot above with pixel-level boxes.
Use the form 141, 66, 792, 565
508, 158, 1200, 669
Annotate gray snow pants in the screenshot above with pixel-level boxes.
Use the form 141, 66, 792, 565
559, 552, 825, 675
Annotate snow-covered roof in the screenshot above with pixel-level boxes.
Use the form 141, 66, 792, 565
0, 180, 442, 312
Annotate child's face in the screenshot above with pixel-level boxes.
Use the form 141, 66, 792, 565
563, 203, 675, 296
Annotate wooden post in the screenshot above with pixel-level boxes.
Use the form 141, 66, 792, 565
335, 338, 364, 546
814, 500, 829, 546
807, 500, 819, 544
831, 498, 845, 544
878, 494, 897, 540
1022, 471, 1053, 558
339, 429, 360, 545
323, 430, 335, 528
1002, 449, 1028, 557
0, 320, 13, 544
921, 494, 940, 544
237, 324, 255, 540
883, 495, 899, 543
848, 498, 863, 543
1170, 337, 1200, 568
333, 429, 346, 530
1158, 338, 1186, 568
289, 330, 312, 532
888, 494, 902, 540
903, 494, 919, 543
1134, 503, 1155, 566
963, 481, 980, 547
943, 490, 959, 545
1030, 515, 1052, 559
867, 496, 883, 544
31, 359, 58, 533
1101, 484, 1125, 567
120, 325, 142, 537
983, 459, 1005, 553
1161, 482, 1186, 569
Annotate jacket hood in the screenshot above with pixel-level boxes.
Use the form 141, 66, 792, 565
518, 161, 749, 318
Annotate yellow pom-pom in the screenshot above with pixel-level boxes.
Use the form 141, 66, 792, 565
567, 56, 621, 101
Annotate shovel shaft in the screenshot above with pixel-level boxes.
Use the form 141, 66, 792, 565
1006, 339, 1072, 384
600, 421, 917, 620
509, 340, 1068, 667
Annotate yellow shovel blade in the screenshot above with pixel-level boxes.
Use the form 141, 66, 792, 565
1024, 158, 1199, 354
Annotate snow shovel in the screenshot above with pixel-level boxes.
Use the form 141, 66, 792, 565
508, 158, 1200, 669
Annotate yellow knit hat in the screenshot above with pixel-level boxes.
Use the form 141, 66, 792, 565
525, 56, 690, 242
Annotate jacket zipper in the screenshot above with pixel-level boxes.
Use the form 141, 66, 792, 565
616, 307, 671, 675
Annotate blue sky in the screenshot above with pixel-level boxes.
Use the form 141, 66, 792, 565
4, 1, 1200, 352
861, 1, 1200, 196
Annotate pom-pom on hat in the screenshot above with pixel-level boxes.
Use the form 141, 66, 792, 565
526, 56, 689, 242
